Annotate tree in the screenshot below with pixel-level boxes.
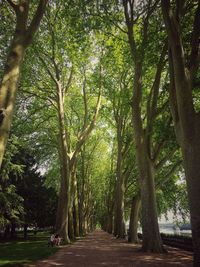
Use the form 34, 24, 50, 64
11, 149, 57, 237
0, 133, 58, 239
0, 135, 24, 238
122, 0, 169, 252
15, 1, 103, 241
161, 1, 200, 265
0, 0, 48, 168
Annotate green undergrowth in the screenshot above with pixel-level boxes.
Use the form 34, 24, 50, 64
0, 232, 59, 266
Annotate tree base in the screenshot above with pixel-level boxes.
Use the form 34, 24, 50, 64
138, 245, 168, 254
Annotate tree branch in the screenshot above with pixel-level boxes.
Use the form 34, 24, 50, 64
156, 160, 182, 189
64, 66, 73, 96
6, 0, 18, 12
25, 0, 48, 46
146, 41, 168, 134
155, 146, 177, 171
71, 67, 103, 163
38, 55, 57, 85
82, 72, 88, 131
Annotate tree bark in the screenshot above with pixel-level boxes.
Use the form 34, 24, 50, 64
123, 0, 165, 252
107, 213, 113, 234
68, 162, 77, 240
73, 191, 80, 237
136, 134, 163, 252
128, 193, 141, 243
78, 150, 86, 236
161, 1, 200, 264
182, 140, 200, 266
55, 82, 70, 243
0, 37, 25, 168
114, 128, 125, 238
131, 60, 164, 252
68, 207, 74, 240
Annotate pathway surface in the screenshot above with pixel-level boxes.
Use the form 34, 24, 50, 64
28, 230, 193, 267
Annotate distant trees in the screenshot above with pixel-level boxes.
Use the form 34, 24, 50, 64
0, 137, 57, 239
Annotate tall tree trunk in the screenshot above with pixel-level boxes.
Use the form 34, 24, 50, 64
0, 37, 25, 167
84, 186, 90, 234
55, 162, 69, 242
68, 162, 77, 240
0, 0, 48, 168
114, 124, 125, 238
128, 193, 141, 243
114, 177, 125, 238
182, 140, 200, 266
55, 82, 70, 243
107, 210, 114, 234
168, 46, 200, 265
73, 194, 80, 237
131, 61, 164, 252
136, 138, 163, 252
123, 0, 165, 252
78, 156, 85, 236
78, 195, 84, 236
73, 178, 80, 237
68, 207, 74, 240
161, 2, 200, 264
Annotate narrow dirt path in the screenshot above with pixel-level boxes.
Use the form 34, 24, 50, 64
28, 230, 193, 267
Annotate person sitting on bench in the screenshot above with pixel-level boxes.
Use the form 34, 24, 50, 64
48, 233, 55, 247
54, 234, 61, 246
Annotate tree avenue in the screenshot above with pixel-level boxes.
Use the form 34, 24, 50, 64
0, 0, 199, 266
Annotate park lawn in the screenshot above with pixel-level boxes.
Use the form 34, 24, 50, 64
0, 232, 59, 266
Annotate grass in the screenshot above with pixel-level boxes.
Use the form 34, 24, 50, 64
0, 232, 59, 266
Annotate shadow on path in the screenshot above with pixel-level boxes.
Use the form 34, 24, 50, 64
27, 230, 193, 267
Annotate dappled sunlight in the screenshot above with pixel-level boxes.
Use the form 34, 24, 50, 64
74, 254, 86, 257
1, 2, 198, 267
0, 233, 59, 267
28, 230, 193, 267
40, 260, 64, 266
